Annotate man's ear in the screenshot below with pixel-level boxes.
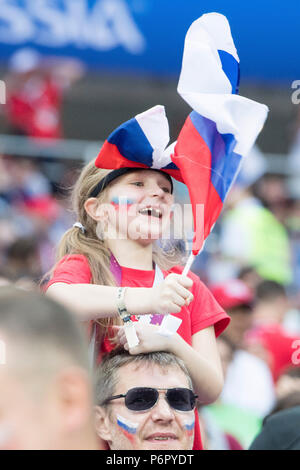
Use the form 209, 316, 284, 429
84, 198, 105, 223
53, 367, 92, 433
94, 406, 113, 443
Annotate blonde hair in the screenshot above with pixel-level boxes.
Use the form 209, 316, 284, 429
48, 158, 185, 338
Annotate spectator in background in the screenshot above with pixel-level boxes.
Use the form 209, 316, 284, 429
246, 280, 300, 382
0, 154, 74, 275
219, 146, 292, 286
0, 286, 99, 450
4, 237, 42, 283
219, 180, 292, 285
211, 279, 254, 349
253, 280, 289, 324
4, 48, 84, 140
275, 366, 300, 401
210, 279, 276, 418
254, 174, 291, 226
1, 156, 52, 203
198, 405, 243, 450
200, 332, 265, 449
249, 406, 300, 450
238, 266, 262, 292
288, 104, 300, 178
270, 391, 300, 416
198, 336, 243, 450
95, 348, 197, 451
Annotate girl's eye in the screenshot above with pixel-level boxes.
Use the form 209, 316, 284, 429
131, 181, 144, 187
162, 187, 171, 194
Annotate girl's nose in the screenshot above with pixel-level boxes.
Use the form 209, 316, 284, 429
148, 184, 166, 198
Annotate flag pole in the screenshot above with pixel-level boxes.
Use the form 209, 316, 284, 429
182, 251, 195, 276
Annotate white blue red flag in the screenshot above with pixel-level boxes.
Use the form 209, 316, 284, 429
95, 13, 268, 256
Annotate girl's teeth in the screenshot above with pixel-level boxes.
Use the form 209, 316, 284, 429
139, 208, 162, 218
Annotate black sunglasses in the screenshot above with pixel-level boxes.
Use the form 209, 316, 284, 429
103, 387, 198, 412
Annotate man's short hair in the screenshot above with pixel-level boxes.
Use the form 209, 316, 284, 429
282, 367, 300, 379
256, 280, 287, 302
95, 347, 193, 407
0, 286, 89, 374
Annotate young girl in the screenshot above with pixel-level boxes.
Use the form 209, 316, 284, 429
46, 154, 230, 451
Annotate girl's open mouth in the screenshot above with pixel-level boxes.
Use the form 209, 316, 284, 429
138, 207, 162, 219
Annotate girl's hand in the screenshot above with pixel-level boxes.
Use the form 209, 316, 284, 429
113, 323, 178, 355
147, 273, 194, 315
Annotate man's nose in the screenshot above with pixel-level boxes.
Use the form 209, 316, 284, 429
150, 395, 175, 422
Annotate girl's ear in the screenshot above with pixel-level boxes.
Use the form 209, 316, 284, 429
84, 198, 106, 222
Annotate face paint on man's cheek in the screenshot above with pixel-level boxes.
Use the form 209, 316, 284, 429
183, 416, 195, 437
116, 415, 139, 444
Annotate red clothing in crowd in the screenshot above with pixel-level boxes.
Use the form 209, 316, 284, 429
6, 77, 62, 139
246, 323, 300, 382
47, 254, 230, 450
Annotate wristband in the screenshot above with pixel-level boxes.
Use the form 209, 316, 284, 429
116, 287, 130, 321
116, 287, 140, 348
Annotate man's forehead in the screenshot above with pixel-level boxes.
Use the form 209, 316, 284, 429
115, 362, 189, 392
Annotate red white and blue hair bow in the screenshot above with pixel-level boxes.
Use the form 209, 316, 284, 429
95, 13, 268, 262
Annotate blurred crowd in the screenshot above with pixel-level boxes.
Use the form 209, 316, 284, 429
0, 49, 299, 451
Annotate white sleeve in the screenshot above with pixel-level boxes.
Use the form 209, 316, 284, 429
221, 350, 276, 418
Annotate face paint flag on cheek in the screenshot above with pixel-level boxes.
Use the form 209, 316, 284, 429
184, 417, 195, 437
116, 415, 138, 443
110, 196, 136, 211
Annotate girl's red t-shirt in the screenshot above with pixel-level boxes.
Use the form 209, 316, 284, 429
47, 254, 230, 450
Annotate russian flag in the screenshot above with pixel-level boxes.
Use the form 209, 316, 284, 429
175, 13, 268, 255
95, 13, 268, 258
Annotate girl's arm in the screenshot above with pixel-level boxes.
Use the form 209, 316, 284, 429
46, 273, 193, 321
47, 282, 152, 320
118, 324, 224, 404
169, 327, 224, 404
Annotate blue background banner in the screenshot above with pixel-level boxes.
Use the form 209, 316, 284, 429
0, 0, 298, 83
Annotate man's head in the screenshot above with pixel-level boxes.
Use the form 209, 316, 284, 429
254, 280, 289, 324
0, 286, 97, 450
249, 406, 300, 450
276, 366, 300, 401
95, 348, 196, 450
211, 279, 254, 347
217, 336, 235, 378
